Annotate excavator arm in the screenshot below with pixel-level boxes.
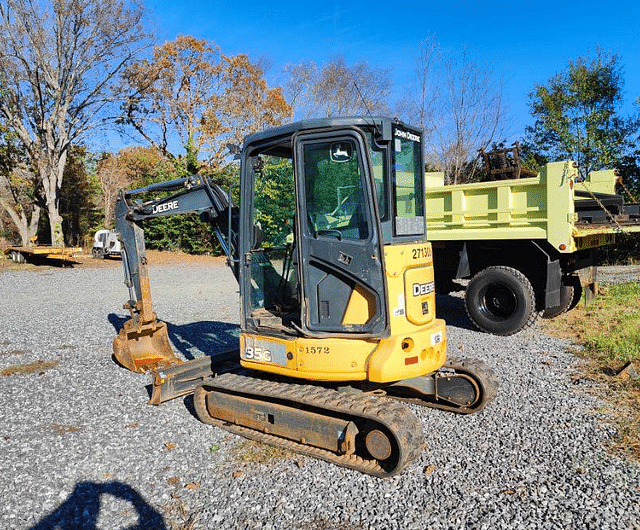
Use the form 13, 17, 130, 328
113, 174, 238, 373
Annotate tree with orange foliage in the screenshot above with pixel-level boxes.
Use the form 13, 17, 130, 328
120, 36, 292, 171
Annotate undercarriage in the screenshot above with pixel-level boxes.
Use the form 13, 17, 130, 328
149, 355, 497, 477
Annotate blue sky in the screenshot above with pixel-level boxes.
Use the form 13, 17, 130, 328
140, 0, 639, 142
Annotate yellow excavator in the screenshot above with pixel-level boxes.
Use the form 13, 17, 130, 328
113, 117, 497, 477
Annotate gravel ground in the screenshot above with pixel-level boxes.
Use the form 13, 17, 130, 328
597, 265, 640, 285
1, 260, 639, 530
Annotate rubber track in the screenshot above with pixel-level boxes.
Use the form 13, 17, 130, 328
444, 358, 498, 413
194, 372, 423, 478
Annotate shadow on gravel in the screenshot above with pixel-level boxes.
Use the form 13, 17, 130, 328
108, 313, 240, 361
28, 481, 167, 530
435, 294, 477, 331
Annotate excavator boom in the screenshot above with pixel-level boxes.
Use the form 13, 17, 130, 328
113, 175, 237, 373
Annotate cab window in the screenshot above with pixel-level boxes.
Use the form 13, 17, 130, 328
303, 139, 370, 241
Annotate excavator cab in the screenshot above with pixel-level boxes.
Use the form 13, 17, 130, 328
241, 124, 387, 337
236, 118, 450, 383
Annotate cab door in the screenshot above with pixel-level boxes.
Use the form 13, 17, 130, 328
294, 130, 387, 336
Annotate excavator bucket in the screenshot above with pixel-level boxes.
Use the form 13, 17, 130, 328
113, 318, 181, 374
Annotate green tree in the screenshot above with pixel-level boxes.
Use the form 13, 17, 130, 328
59, 146, 101, 246
525, 50, 638, 179
254, 158, 295, 247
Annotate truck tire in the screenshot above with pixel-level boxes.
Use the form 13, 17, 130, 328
541, 274, 582, 319
541, 283, 574, 319
10, 250, 25, 264
465, 266, 538, 336
565, 274, 583, 312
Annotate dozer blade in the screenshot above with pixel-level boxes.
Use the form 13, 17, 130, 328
148, 350, 239, 405
113, 318, 181, 374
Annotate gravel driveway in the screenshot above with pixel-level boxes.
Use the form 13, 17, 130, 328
1, 260, 639, 530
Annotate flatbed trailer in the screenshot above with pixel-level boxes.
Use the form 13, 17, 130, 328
4, 245, 82, 264
425, 161, 640, 335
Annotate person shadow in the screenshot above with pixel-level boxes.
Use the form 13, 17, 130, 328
29, 481, 167, 530
107, 314, 240, 362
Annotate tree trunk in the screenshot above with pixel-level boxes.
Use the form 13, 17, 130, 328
40, 152, 67, 246
46, 201, 64, 246
0, 197, 40, 246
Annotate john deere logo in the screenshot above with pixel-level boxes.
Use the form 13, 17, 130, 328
412, 281, 434, 297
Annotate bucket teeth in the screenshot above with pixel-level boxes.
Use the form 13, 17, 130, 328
112, 319, 181, 373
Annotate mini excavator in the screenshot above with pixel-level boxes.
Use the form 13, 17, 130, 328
113, 117, 498, 477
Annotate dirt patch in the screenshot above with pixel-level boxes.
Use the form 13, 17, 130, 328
50, 423, 82, 435
1, 359, 60, 376
0, 350, 26, 356
230, 440, 296, 468
0, 250, 226, 272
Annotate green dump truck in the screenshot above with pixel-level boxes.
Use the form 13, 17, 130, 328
425, 161, 640, 335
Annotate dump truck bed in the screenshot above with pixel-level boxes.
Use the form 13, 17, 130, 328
425, 162, 640, 252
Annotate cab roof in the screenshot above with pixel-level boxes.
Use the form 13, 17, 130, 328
242, 116, 419, 150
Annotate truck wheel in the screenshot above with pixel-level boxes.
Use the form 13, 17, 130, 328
11, 250, 25, 264
565, 274, 583, 312
542, 274, 583, 318
465, 266, 538, 336
541, 274, 581, 319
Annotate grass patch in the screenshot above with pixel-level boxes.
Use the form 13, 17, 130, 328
50, 423, 81, 435
230, 440, 294, 464
1, 359, 59, 376
542, 282, 640, 456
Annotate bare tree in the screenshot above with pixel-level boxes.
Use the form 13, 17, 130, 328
0, 0, 148, 245
0, 123, 41, 245
436, 49, 506, 183
396, 36, 440, 137
401, 42, 508, 183
284, 56, 392, 118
